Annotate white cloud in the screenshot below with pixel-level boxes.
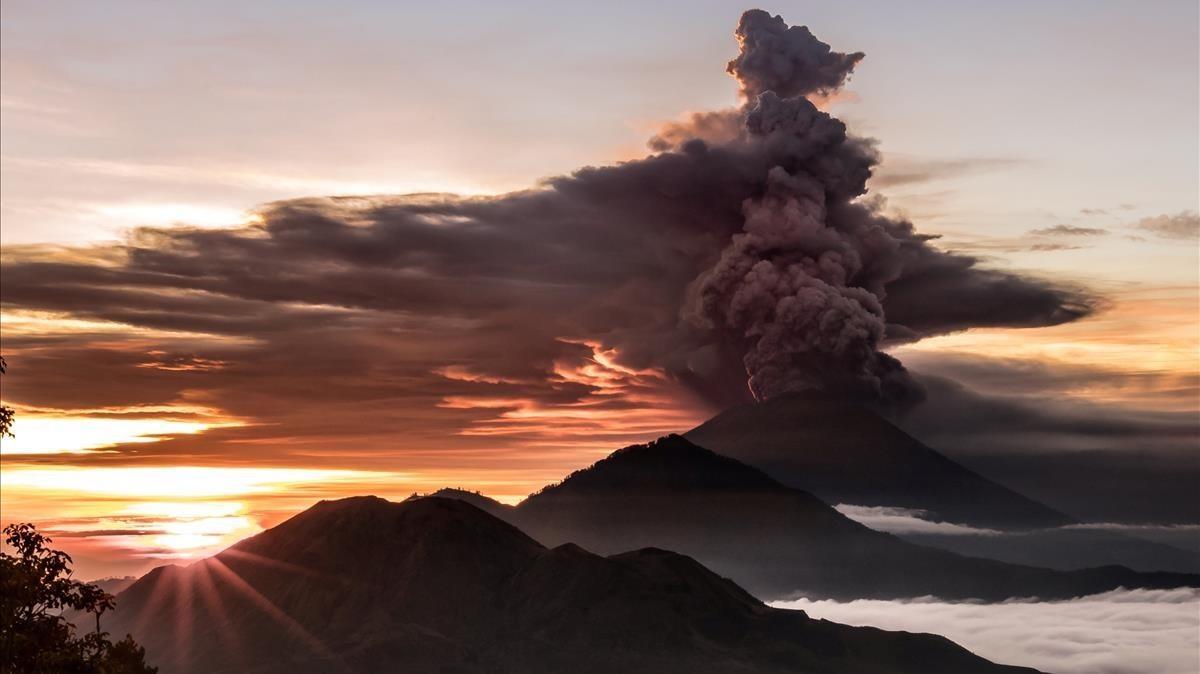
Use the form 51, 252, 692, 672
774, 588, 1200, 674
834, 504, 1003, 536
836, 503, 1200, 541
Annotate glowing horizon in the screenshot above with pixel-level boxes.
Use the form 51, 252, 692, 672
1, 0, 1196, 580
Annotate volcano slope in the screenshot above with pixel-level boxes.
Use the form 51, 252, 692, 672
683, 395, 1199, 574
685, 394, 1072, 530
426, 436, 1197, 601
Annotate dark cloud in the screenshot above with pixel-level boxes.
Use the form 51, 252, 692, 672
726, 9, 864, 100
894, 355, 1199, 524
1028, 225, 1108, 236
0, 10, 1098, 458
877, 250, 1094, 341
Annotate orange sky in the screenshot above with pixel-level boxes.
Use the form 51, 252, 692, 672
2, 276, 1195, 578
1, 2, 1197, 579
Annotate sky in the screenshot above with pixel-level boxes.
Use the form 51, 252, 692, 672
1, 0, 1197, 578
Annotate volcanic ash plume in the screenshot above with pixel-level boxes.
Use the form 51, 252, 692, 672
727, 9, 865, 100
1, 9, 1096, 426
688, 10, 922, 405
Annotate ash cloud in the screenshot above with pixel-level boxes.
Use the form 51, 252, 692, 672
727, 9, 864, 100
0, 9, 1096, 430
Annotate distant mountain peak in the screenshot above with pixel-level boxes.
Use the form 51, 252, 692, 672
225, 495, 545, 588
528, 433, 787, 500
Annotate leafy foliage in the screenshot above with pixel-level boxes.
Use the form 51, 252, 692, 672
0, 523, 156, 673
0, 356, 13, 438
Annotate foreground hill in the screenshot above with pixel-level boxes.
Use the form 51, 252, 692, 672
104, 497, 1040, 674
428, 436, 1197, 601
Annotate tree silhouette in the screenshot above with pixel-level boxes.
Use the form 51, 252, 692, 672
0, 523, 156, 673
0, 356, 13, 438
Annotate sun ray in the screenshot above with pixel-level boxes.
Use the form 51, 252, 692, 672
192, 560, 247, 670
220, 548, 333, 584
168, 567, 196, 667
206, 558, 348, 671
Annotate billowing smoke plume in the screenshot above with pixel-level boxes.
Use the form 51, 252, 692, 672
690, 11, 920, 404
727, 9, 865, 100
1, 9, 1096, 428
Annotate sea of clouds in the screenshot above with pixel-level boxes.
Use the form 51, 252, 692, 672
774, 587, 1200, 674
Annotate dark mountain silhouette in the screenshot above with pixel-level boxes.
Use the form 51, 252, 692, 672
88, 575, 137, 595
103, 496, 1042, 674
684, 395, 1199, 573
430, 436, 1198, 601
685, 393, 1073, 530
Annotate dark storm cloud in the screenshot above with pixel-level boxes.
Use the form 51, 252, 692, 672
0, 10, 1098, 450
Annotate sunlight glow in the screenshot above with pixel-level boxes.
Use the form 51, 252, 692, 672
152, 514, 256, 552
1, 466, 387, 497
895, 288, 1200, 411
438, 339, 704, 446
0, 416, 225, 455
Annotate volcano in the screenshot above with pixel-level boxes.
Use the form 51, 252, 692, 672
682, 395, 1199, 573
685, 393, 1075, 529
102, 496, 1041, 674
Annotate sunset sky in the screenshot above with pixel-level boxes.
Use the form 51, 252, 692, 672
2, 0, 1197, 578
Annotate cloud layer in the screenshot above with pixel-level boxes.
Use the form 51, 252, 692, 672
775, 588, 1200, 674
834, 504, 1002, 536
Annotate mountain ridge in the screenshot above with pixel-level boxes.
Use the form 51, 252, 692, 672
104, 496, 1043, 674
429, 435, 1198, 601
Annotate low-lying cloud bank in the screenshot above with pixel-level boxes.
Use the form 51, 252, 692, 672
774, 588, 1200, 674
834, 504, 1002, 536
837, 503, 1200, 538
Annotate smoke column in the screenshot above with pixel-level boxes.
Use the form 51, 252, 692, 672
687, 9, 922, 404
